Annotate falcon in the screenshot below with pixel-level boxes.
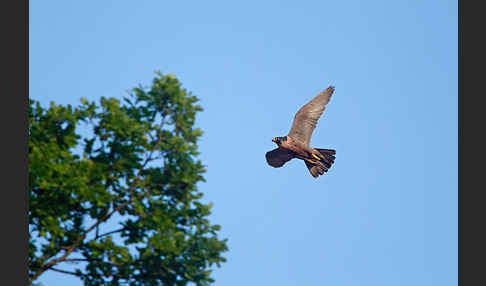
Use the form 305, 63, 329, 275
265, 86, 336, 178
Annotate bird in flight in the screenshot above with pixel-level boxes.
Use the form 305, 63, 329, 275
265, 86, 336, 178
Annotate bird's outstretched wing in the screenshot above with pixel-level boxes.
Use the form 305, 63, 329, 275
288, 86, 335, 145
265, 148, 295, 168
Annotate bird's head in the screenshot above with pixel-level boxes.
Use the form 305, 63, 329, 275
272, 136, 286, 145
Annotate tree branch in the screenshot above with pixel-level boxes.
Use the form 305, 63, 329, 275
50, 267, 82, 277
62, 258, 90, 263
95, 228, 125, 240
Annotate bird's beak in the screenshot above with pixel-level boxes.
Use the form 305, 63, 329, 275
272, 138, 276, 143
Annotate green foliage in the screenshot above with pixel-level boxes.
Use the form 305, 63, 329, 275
29, 72, 228, 286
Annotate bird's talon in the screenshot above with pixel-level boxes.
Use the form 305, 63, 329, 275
311, 153, 320, 160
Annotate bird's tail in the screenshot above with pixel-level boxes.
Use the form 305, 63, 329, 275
304, 149, 336, 178
316, 148, 336, 165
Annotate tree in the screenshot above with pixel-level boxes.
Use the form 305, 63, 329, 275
29, 73, 228, 286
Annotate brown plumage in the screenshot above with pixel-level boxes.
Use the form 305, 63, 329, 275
265, 86, 336, 178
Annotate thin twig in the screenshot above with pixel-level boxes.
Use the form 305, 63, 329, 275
95, 228, 125, 240
50, 267, 82, 277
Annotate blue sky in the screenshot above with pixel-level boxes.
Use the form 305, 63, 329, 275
30, 1, 457, 285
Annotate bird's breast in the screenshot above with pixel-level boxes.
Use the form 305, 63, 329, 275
280, 140, 308, 157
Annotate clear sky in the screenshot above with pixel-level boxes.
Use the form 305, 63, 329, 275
30, 1, 457, 285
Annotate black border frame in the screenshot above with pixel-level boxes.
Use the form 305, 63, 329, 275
1, 0, 29, 285
459, 0, 484, 285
